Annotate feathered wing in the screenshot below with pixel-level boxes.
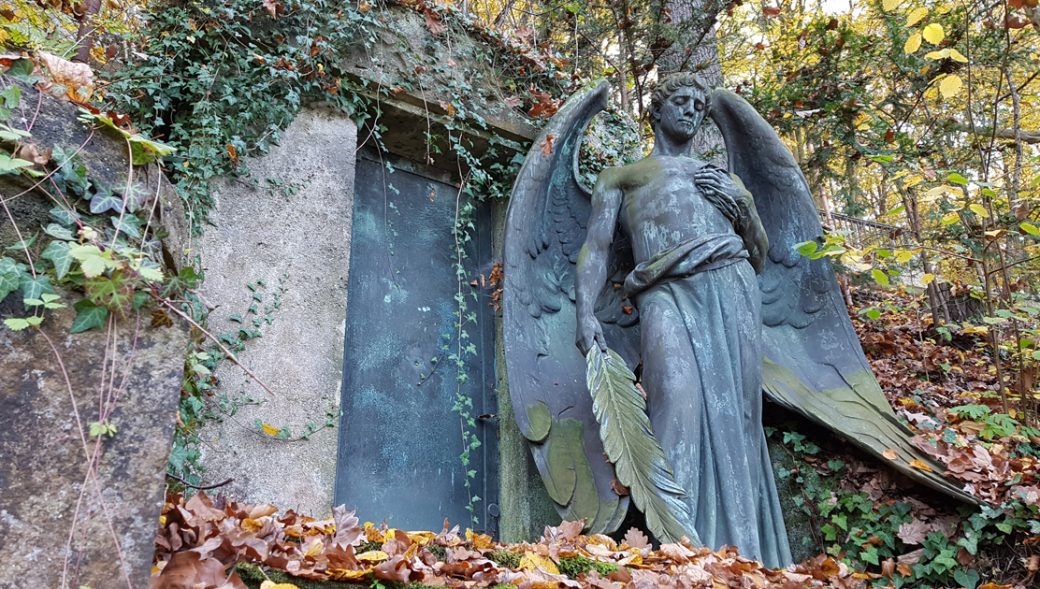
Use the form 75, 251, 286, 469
503, 81, 641, 533
709, 90, 976, 503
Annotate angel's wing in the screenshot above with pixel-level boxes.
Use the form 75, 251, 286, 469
709, 90, 975, 503
503, 82, 640, 533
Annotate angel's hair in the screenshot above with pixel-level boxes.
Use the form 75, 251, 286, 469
649, 72, 711, 129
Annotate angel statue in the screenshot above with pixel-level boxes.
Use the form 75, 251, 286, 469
502, 75, 975, 568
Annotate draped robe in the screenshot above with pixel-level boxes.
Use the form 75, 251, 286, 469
617, 165, 792, 567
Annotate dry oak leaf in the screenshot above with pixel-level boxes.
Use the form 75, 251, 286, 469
38, 51, 93, 99
623, 527, 651, 550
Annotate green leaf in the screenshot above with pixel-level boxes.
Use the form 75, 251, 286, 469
0, 123, 31, 142
968, 203, 989, 218
20, 275, 53, 300
41, 241, 73, 279
70, 299, 109, 333
871, 269, 890, 286
1020, 222, 1040, 237
89, 190, 124, 214
69, 244, 117, 278
49, 206, 80, 227
44, 223, 75, 241
0, 151, 34, 174
860, 545, 879, 565
947, 172, 969, 185
0, 256, 26, 300
5, 234, 36, 251
4, 317, 30, 330
796, 240, 818, 256
586, 346, 696, 544
953, 568, 980, 589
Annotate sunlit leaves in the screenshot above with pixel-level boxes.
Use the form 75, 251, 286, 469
922, 23, 945, 44
904, 32, 922, 54
924, 48, 968, 63
905, 7, 929, 26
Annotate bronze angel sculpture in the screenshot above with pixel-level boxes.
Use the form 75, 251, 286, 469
502, 74, 974, 568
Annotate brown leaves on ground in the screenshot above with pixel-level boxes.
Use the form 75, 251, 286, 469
153, 492, 864, 588
849, 286, 1039, 505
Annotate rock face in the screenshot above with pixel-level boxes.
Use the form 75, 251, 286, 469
0, 301, 188, 588
196, 108, 357, 516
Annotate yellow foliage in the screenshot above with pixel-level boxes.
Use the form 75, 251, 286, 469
922, 23, 945, 45
905, 7, 928, 26
519, 552, 560, 574
938, 74, 963, 98
356, 550, 389, 562
903, 32, 922, 54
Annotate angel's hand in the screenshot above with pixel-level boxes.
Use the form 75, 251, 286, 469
576, 314, 607, 356
694, 167, 743, 221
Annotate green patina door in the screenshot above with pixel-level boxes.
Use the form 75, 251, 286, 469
335, 151, 499, 533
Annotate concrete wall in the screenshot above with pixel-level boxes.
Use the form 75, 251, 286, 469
197, 108, 357, 515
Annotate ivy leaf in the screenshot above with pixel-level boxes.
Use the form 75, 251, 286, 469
20, 274, 54, 300
3, 240, 36, 261
0, 256, 26, 300
70, 299, 109, 333
89, 189, 124, 214
111, 214, 142, 239
41, 240, 73, 279
44, 223, 76, 240
49, 205, 80, 227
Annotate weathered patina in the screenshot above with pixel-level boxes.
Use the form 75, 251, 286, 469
502, 75, 976, 565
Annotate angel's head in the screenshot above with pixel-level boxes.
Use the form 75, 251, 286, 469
649, 73, 711, 141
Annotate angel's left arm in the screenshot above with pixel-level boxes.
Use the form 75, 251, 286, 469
729, 173, 769, 274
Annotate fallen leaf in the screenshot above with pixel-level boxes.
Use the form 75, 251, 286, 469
623, 527, 650, 549
540, 133, 555, 157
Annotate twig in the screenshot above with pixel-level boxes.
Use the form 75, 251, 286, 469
166, 473, 234, 491
160, 299, 277, 397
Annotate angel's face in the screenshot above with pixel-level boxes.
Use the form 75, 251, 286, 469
655, 86, 707, 141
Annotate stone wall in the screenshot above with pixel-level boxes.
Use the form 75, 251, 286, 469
0, 82, 188, 588
196, 108, 357, 515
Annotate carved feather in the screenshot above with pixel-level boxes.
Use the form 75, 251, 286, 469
585, 347, 698, 544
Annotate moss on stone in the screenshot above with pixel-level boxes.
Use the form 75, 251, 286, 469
486, 549, 522, 569
557, 555, 618, 578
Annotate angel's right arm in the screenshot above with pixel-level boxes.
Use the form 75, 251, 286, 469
576, 173, 623, 329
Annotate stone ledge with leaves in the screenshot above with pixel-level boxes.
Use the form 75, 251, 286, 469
0, 54, 191, 588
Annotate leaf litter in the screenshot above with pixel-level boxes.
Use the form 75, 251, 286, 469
152, 492, 865, 588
